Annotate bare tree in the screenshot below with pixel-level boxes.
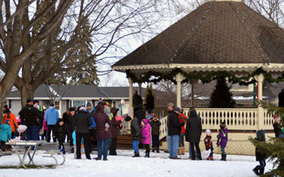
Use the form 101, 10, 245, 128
0, 0, 75, 123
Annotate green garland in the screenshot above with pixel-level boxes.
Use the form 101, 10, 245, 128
126, 67, 284, 85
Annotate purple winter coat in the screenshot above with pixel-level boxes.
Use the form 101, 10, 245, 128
217, 128, 228, 148
94, 104, 112, 140
141, 119, 151, 144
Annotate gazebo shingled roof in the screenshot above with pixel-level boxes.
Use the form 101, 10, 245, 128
113, 1, 284, 70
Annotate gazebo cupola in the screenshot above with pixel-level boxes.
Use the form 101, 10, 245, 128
112, 0, 284, 118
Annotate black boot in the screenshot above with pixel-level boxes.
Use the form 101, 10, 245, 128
156, 149, 160, 153
253, 167, 260, 176
221, 154, 227, 161
147, 151, 150, 158
133, 153, 140, 157
259, 167, 264, 175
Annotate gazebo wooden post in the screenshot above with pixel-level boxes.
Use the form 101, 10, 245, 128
176, 73, 184, 108
190, 79, 197, 107
128, 78, 134, 118
256, 74, 264, 130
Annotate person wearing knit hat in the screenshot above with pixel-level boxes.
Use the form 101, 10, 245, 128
217, 121, 228, 161
125, 114, 142, 157
273, 117, 281, 138
204, 129, 214, 160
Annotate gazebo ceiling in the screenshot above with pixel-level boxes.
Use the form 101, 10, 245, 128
113, 1, 284, 72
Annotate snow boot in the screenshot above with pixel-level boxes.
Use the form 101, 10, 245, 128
259, 167, 264, 175
156, 149, 160, 153
133, 153, 140, 157
178, 148, 183, 155
210, 156, 213, 160
145, 151, 150, 158
221, 154, 227, 161
253, 167, 260, 176
71, 147, 74, 153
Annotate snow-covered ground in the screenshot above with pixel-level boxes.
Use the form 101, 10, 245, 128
0, 150, 274, 177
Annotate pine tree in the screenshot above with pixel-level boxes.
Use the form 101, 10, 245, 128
250, 103, 284, 177
209, 77, 235, 108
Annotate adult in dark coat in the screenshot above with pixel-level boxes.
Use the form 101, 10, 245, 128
145, 90, 155, 114
94, 104, 112, 160
278, 89, 284, 107
167, 103, 184, 159
185, 109, 202, 160
19, 99, 43, 140
273, 118, 281, 138
134, 105, 146, 125
64, 108, 76, 152
133, 90, 143, 112
109, 107, 122, 155
73, 107, 92, 159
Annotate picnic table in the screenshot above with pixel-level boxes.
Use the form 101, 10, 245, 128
6, 140, 45, 169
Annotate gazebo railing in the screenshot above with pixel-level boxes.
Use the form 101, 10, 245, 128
157, 107, 274, 141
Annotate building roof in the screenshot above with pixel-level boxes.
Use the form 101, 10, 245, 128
113, 1, 284, 69
7, 85, 147, 99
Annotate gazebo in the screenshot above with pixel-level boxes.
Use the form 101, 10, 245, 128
112, 0, 284, 144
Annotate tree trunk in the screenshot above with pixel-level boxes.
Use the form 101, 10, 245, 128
19, 82, 35, 108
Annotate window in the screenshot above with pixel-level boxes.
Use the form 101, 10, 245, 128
73, 100, 85, 108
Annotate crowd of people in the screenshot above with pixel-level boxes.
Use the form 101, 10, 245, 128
0, 88, 283, 174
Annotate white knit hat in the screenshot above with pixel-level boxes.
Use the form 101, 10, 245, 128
79, 107, 87, 112
205, 129, 211, 135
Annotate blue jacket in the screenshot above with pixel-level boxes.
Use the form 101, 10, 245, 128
45, 107, 60, 125
86, 108, 96, 128
0, 124, 12, 142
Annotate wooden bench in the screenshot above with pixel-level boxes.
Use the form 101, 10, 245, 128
42, 150, 65, 167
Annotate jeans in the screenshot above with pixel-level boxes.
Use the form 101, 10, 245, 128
221, 147, 226, 154
179, 133, 185, 147
190, 142, 201, 160
76, 133, 91, 159
169, 135, 179, 158
132, 140, 140, 153
152, 135, 159, 149
97, 139, 111, 160
26, 126, 40, 140
167, 133, 171, 153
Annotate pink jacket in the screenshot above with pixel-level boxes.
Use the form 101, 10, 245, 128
43, 116, 48, 130
141, 119, 151, 144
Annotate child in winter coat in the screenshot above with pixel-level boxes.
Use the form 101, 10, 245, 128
141, 119, 151, 157
174, 107, 187, 155
0, 120, 12, 152
57, 119, 66, 154
204, 129, 214, 160
217, 121, 228, 161
150, 114, 161, 153
125, 116, 142, 157
253, 130, 266, 176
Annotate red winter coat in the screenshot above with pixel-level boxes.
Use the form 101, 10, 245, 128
178, 114, 187, 134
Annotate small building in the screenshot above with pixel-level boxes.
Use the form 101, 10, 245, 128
6, 84, 146, 117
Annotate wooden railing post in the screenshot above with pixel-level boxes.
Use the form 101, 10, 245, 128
256, 74, 264, 130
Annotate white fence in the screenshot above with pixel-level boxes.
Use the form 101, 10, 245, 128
158, 107, 274, 140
